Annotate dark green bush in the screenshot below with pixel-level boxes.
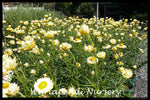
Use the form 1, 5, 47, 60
42, 3, 53, 10
130, 13, 148, 21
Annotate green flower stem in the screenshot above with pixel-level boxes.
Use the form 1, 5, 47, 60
87, 34, 99, 91
18, 92, 25, 97
63, 55, 72, 74
68, 50, 79, 87
13, 69, 27, 97
28, 51, 40, 72
53, 46, 57, 89
37, 49, 53, 80
95, 61, 99, 91
88, 35, 94, 45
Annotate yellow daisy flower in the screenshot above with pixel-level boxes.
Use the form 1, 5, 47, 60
121, 69, 133, 79
79, 24, 90, 35
59, 42, 72, 51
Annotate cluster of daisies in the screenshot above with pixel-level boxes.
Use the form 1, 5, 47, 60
2, 13, 148, 98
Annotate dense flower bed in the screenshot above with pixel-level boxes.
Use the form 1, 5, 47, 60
2, 14, 148, 98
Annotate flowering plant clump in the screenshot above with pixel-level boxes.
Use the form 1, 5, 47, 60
2, 11, 148, 98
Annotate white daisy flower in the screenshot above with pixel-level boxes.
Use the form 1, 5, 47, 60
68, 87, 76, 97
116, 43, 127, 49
102, 44, 111, 49
59, 88, 68, 95
8, 83, 20, 96
34, 77, 54, 94
97, 51, 106, 59
73, 38, 82, 43
59, 42, 72, 51
3, 82, 20, 96
87, 56, 98, 65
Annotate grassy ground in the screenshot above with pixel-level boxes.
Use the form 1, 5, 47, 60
3, 4, 66, 27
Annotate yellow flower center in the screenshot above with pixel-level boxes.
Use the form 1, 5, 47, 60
8, 34, 11, 36
38, 81, 47, 89
119, 61, 122, 64
75, 38, 79, 41
7, 27, 12, 30
18, 40, 22, 44
90, 56, 95, 61
105, 44, 108, 46
118, 66, 124, 72
120, 43, 124, 46
3, 83, 10, 89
